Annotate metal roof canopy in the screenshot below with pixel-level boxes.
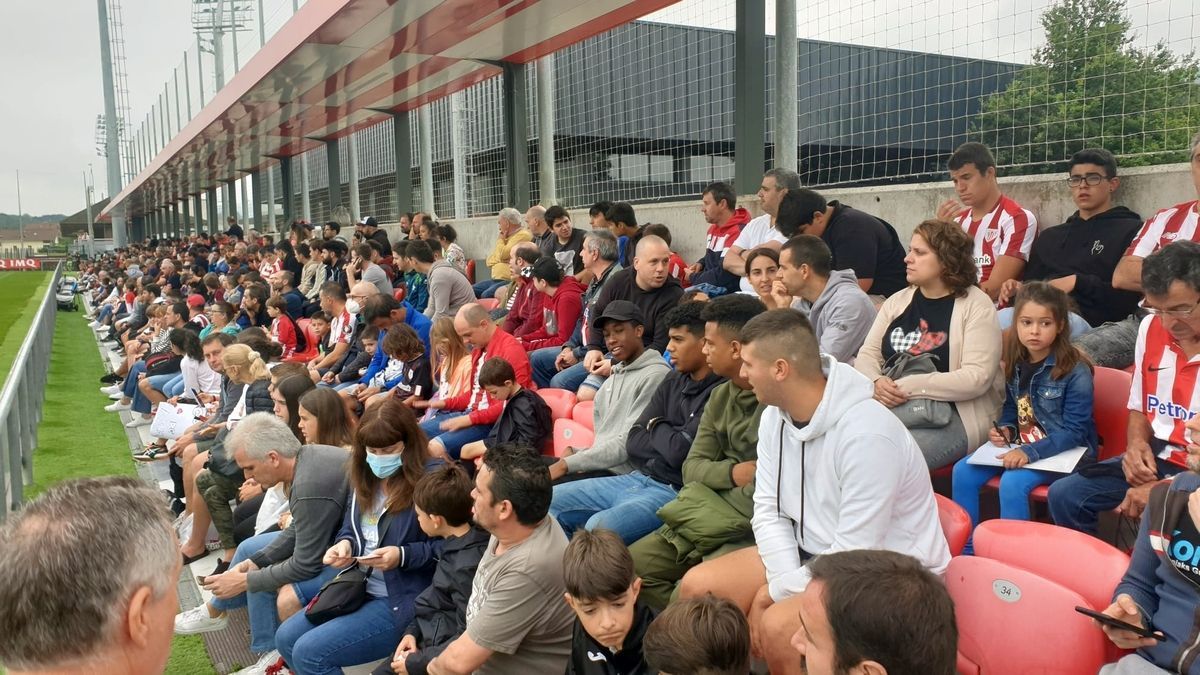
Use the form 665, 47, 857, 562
102, 0, 677, 220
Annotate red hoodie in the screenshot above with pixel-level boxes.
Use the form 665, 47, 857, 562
520, 275, 585, 351
441, 328, 535, 426
501, 277, 543, 338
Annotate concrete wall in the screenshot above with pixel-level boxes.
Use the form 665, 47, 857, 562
380, 163, 1194, 268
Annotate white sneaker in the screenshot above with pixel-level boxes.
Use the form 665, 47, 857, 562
88, 320, 101, 328
125, 416, 151, 428
108, 392, 125, 400
231, 650, 283, 675
100, 384, 121, 395
104, 401, 131, 412
173, 604, 228, 635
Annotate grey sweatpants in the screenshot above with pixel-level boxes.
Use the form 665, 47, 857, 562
1099, 654, 1171, 674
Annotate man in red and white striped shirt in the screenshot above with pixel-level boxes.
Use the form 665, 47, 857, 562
1048, 241, 1200, 535
936, 142, 1038, 301
1076, 135, 1200, 369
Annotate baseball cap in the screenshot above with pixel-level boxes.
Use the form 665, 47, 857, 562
592, 300, 645, 331
358, 216, 378, 227
187, 294, 206, 307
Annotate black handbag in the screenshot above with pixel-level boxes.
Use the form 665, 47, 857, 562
304, 564, 371, 625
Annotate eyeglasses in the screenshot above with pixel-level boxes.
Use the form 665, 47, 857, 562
1139, 299, 1200, 319
1066, 173, 1109, 187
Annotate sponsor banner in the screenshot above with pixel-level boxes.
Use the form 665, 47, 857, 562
0, 258, 41, 270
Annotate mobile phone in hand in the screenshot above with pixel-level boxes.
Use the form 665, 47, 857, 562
1074, 606, 1164, 640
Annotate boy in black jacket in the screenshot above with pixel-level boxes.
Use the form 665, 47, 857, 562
376, 464, 489, 675
563, 529, 656, 675
459, 358, 552, 460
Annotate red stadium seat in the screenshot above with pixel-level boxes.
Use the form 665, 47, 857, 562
465, 259, 476, 284
972, 519, 1130, 613
477, 297, 500, 311
537, 388, 577, 421
552, 418, 594, 458
947, 556, 1108, 675
571, 400, 594, 430
935, 494, 972, 557
285, 318, 318, 363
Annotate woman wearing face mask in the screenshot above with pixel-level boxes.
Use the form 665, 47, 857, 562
275, 398, 439, 673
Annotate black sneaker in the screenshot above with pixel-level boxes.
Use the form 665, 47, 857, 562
100, 373, 120, 384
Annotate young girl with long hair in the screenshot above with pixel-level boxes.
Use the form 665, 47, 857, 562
952, 281, 1098, 548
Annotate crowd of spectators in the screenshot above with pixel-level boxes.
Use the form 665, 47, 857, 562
5, 134, 1200, 675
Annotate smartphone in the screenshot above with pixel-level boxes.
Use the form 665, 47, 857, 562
1074, 606, 1164, 640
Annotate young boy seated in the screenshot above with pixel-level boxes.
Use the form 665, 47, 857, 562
305, 310, 332, 382
323, 328, 378, 388
459, 358, 552, 461
562, 528, 657, 675
642, 595, 750, 675
343, 324, 433, 411
376, 464, 490, 675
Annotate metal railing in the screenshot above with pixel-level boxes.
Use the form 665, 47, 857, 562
0, 264, 63, 523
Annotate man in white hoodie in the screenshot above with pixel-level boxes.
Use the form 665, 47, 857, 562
677, 308, 949, 675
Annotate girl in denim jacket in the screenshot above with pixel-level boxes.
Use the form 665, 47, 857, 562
953, 282, 1099, 547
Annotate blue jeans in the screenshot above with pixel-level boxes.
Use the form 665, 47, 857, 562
276, 595, 402, 675
208, 532, 336, 654
133, 372, 179, 414
531, 347, 563, 389
1047, 455, 1180, 535
163, 374, 186, 398
952, 458, 1058, 553
98, 304, 114, 323
419, 411, 491, 460
122, 361, 148, 399
472, 279, 506, 299
550, 472, 678, 545
998, 307, 1092, 336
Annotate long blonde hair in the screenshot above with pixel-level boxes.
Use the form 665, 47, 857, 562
222, 343, 270, 383
430, 317, 469, 381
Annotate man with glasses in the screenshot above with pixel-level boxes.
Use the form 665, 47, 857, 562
1048, 241, 1200, 536
996, 148, 1143, 333
1077, 132, 1200, 369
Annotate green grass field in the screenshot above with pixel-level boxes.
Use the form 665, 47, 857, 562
19, 307, 215, 675
0, 271, 53, 384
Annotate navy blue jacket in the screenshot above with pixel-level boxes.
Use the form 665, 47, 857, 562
334, 483, 439, 622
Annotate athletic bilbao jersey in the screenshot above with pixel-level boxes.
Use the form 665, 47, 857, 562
329, 309, 355, 345
1126, 200, 1200, 258
954, 195, 1038, 283
1128, 315, 1200, 450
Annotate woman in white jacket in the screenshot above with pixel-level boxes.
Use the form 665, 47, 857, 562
677, 308, 950, 675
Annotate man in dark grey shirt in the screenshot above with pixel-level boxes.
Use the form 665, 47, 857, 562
174, 413, 350, 667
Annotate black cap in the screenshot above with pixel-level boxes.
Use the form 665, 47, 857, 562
358, 216, 378, 228
592, 300, 644, 330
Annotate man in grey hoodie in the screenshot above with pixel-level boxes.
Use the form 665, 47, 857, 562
409, 240, 474, 320
771, 234, 877, 363
547, 301, 670, 490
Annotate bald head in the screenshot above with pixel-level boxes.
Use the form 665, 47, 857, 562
454, 303, 495, 350
633, 235, 672, 290
351, 281, 379, 299
525, 205, 548, 235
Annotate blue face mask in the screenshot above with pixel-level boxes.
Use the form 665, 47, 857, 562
365, 452, 403, 478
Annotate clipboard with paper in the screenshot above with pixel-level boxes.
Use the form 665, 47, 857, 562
966, 443, 1088, 473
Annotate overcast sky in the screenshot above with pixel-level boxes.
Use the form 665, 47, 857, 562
1, 0, 1194, 217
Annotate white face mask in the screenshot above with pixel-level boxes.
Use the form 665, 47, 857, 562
346, 299, 361, 315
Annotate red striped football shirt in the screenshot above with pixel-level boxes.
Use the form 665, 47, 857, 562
1128, 315, 1200, 450
954, 195, 1038, 283
1126, 200, 1200, 258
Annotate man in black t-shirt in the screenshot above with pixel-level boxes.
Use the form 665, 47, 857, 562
776, 188, 908, 297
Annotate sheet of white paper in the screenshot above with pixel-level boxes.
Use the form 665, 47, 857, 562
966, 443, 1088, 474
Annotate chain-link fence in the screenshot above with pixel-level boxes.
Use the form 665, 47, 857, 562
123, 0, 1200, 226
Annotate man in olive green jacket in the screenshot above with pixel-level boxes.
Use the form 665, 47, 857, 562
629, 294, 767, 609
